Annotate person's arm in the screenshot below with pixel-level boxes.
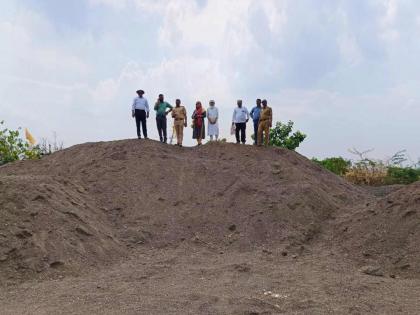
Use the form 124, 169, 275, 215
232, 109, 236, 125
165, 103, 173, 115
250, 107, 254, 120
208, 110, 214, 124
245, 107, 250, 122
214, 108, 218, 123
132, 99, 136, 117
154, 102, 159, 111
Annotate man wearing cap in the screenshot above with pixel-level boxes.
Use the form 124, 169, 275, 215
232, 99, 249, 144
257, 99, 273, 146
154, 94, 173, 143
132, 89, 149, 139
171, 99, 187, 146
250, 99, 262, 145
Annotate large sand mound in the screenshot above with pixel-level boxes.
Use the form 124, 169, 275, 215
1, 139, 364, 282
1, 139, 420, 313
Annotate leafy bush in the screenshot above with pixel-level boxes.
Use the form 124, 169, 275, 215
0, 121, 41, 165
386, 167, 420, 185
269, 120, 306, 150
312, 157, 351, 176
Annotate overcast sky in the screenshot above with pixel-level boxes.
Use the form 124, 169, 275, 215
1, 0, 419, 161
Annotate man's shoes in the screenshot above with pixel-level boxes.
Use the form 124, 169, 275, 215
236, 141, 240, 144
138, 136, 141, 139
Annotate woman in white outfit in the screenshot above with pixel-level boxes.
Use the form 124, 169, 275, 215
207, 100, 219, 141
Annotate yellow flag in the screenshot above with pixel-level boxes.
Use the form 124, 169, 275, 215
25, 128, 36, 146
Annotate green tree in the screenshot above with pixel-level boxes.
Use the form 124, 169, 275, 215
0, 121, 40, 165
269, 120, 306, 150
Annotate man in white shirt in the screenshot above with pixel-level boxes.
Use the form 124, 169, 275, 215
232, 99, 249, 144
132, 89, 149, 139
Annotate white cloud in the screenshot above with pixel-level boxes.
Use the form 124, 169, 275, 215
2, 0, 420, 158
338, 33, 363, 66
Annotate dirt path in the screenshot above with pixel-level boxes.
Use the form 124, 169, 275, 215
1, 244, 419, 315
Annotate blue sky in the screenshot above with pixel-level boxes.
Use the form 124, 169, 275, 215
1, 0, 419, 161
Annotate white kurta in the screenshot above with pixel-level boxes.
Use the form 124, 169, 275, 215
207, 106, 219, 136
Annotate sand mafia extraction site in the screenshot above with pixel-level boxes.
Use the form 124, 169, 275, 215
0, 140, 419, 314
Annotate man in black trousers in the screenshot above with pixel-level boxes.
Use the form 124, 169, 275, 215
231, 99, 250, 144
154, 94, 173, 143
132, 89, 149, 139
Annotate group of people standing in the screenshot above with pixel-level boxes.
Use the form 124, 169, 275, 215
131, 90, 272, 147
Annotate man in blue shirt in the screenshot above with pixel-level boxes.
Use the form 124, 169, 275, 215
132, 89, 149, 139
250, 99, 262, 145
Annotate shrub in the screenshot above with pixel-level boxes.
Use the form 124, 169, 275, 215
312, 157, 351, 176
269, 120, 306, 150
386, 167, 420, 185
0, 121, 41, 165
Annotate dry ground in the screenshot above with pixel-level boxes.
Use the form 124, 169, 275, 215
0, 140, 419, 314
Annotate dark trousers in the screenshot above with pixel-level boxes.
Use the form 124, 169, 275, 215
253, 120, 259, 144
135, 109, 147, 138
235, 122, 246, 144
156, 115, 167, 142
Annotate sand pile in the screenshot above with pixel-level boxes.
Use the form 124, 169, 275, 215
338, 182, 420, 278
1, 139, 420, 314
0, 140, 365, 282
0, 174, 124, 283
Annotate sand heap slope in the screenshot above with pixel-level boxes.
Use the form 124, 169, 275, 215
338, 181, 420, 278
0, 174, 124, 283
1, 139, 367, 282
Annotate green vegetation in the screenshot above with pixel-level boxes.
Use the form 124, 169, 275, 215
386, 167, 420, 185
312, 157, 351, 176
314, 149, 420, 186
269, 120, 306, 150
0, 121, 41, 165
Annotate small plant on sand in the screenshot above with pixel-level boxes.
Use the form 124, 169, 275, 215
0, 120, 41, 165
39, 132, 64, 155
